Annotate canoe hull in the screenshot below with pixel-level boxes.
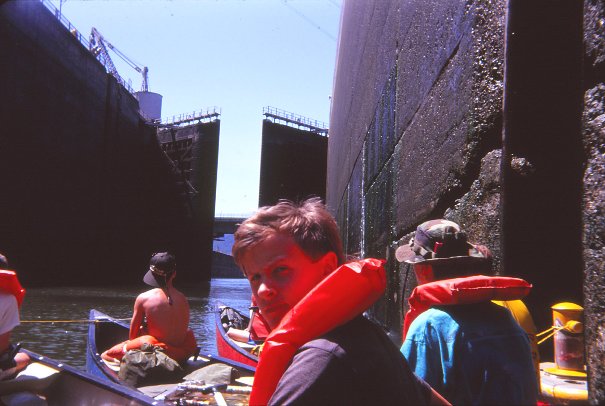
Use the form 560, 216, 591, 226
1, 349, 158, 405
215, 303, 259, 367
87, 308, 256, 400
86, 309, 129, 385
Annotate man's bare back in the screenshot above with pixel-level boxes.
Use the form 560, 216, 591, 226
101, 252, 197, 363
130, 287, 190, 346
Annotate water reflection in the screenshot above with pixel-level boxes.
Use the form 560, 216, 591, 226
12, 279, 251, 370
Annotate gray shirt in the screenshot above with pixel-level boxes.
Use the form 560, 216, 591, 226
269, 316, 431, 406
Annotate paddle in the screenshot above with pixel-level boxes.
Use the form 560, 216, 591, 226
203, 384, 228, 406
176, 383, 228, 406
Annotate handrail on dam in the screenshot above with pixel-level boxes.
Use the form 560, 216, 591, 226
41, 0, 89, 48
263, 106, 328, 136
157, 107, 222, 128
41, 0, 135, 94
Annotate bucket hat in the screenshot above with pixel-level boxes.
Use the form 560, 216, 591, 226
395, 219, 490, 264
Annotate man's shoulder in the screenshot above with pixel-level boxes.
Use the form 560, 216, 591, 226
413, 307, 458, 327
295, 317, 373, 354
412, 302, 526, 340
0, 291, 16, 302
0, 292, 17, 308
316, 316, 377, 342
304, 316, 401, 362
170, 288, 187, 300
406, 307, 464, 342
137, 288, 165, 300
288, 317, 430, 406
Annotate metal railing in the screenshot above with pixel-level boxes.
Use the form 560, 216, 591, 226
40, 1, 221, 127
159, 107, 222, 127
40, 0, 134, 93
263, 106, 328, 136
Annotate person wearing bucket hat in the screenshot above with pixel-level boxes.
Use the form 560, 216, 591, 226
395, 219, 493, 284
397, 220, 538, 405
101, 252, 197, 364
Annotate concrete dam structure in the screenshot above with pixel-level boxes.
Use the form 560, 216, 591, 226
0, 1, 219, 286
157, 114, 220, 285
259, 107, 328, 207
329, 0, 604, 401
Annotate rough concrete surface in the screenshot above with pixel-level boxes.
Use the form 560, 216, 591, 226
329, 0, 507, 338
328, 0, 400, 210
583, 1, 605, 400
583, 84, 605, 404
330, 0, 603, 396
394, 0, 505, 233
445, 149, 503, 274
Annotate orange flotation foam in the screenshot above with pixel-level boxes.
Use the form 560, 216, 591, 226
403, 275, 532, 338
103, 329, 197, 363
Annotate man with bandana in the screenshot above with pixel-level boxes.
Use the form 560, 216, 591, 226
101, 252, 197, 364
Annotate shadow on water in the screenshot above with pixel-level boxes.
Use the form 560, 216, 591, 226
11, 278, 251, 370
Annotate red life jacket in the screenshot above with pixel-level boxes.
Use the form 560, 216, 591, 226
249, 311, 270, 342
402, 275, 532, 339
249, 258, 386, 406
0, 270, 25, 308
248, 296, 270, 342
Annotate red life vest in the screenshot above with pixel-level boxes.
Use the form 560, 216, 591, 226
249, 311, 270, 342
403, 275, 532, 339
248, 296, 270, 342
0, 270, 25, 308
249, 258, 386, 406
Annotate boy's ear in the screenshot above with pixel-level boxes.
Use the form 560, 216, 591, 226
321, 252, 338, 276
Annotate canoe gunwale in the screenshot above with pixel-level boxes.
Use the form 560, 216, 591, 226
1, 348, 160, 405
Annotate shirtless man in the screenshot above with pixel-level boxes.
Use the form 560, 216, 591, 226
102, 252, 197, 363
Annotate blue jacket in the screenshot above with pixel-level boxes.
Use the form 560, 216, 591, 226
401, 302, 538, 405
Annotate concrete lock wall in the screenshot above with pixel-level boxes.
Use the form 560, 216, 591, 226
157, 121, 221, 283
329, 0, 604, 400
0, 1, 189, 286
582, 0, 605, 401
258, 120, 328, 207
329, 0, 509, 340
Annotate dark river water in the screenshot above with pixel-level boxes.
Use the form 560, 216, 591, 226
11, 278, 252, 370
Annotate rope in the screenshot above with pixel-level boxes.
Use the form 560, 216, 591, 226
536, 324, 575, 345
536, 326, 560, 345
20, 318, 131, 324
536, 326, 556, 337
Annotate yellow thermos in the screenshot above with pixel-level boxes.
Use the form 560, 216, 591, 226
552, 302, 584, 372
539, 302, 587, 403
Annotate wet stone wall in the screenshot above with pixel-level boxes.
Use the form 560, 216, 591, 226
583, 0, 605, 402
329, 0, 506, 343
329, 0, 605, 400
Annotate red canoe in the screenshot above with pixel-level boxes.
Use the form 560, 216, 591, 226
215, 303, 258, 367
215, 303, 259, 368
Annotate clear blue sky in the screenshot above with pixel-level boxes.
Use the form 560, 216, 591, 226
48, 0, 341, 217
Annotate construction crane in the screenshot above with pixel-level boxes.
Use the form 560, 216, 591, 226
89, 27, 149, 92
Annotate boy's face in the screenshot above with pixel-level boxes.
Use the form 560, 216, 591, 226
240, 232, 336, 329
